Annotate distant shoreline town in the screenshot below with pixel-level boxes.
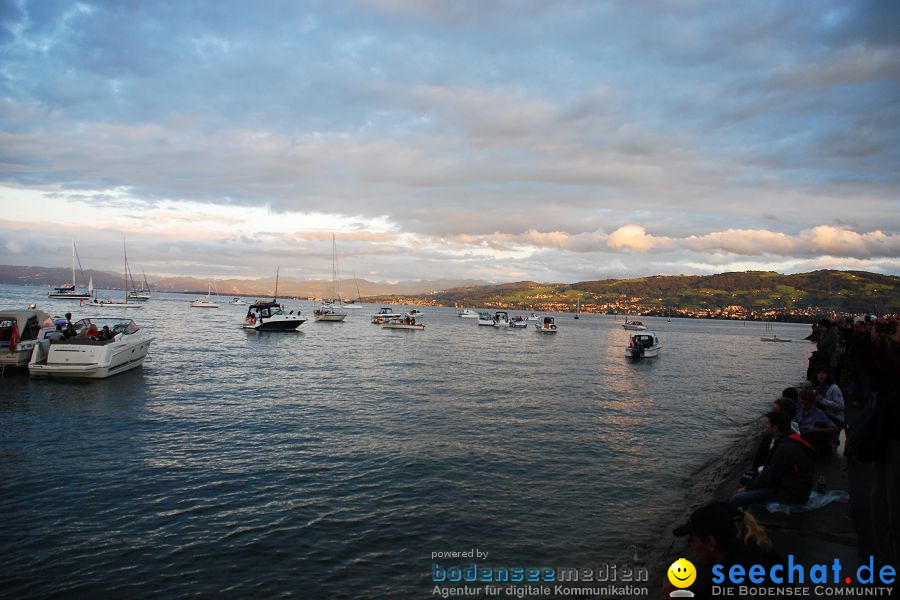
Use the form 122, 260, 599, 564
2, 267, 897, 324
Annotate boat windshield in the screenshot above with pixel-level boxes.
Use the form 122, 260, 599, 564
73, 318, 139, 334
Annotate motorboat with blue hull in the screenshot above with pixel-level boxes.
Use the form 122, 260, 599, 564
244, 300, 306, 331
28, 317, 153, 378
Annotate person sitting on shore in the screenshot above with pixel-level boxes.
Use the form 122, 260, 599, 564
781, 387, 799, 404
751, 397, 801, 473
814, 368, 846, 440
665, 501, 781, 599
731, 411, 813, 508
796, 389, 838, 460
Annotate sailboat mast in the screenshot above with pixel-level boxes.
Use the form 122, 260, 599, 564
123, 236, 128, 303
71, 239, 76, 287
331, 235, 338, 303
274, 267, 279, 300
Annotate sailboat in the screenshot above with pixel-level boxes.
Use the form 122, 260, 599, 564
128, 271, 151, 301
315, 235, 348, 322
191, 281, 220, 308
84, 237, 142, 309
574, 297, 581, 319
48, 239, 92, 299
341, 272, 364, 309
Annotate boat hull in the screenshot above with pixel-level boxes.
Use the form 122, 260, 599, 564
29, 336, 153, 379
382, 323, 424, 330
622, 324, 647, 331
48, 293, 92, 299
244, 318, 306, 331
314, 313, 347, 322
625, 346, 660, 358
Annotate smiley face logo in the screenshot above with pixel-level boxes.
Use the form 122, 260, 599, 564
668, 558, 696, 588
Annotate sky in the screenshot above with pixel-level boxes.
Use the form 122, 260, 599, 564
0, 0, 898, 283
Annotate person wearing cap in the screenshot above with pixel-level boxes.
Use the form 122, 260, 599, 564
666, 501, 780, 600
730, 411, 814, 508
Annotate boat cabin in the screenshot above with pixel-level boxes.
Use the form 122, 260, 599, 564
246, 301, 286, 320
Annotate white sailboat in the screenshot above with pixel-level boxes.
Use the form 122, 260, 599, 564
128, 270, 151, 301
574, 297, 581, 319
84, 237, 142, 309
341, 273, 364, 309
191, 281, 220, 308
315, 235, 348, 322
48, 239, 92, 299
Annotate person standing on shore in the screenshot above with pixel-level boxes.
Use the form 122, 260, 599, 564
731, 411, 813, 508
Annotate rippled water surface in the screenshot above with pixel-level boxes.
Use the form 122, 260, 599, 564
0, 284, 814, 598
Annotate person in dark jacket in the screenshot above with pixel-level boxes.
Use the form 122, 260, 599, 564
731, 411, 814, 508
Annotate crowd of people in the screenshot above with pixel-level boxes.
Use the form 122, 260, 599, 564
663, 314, 900, 599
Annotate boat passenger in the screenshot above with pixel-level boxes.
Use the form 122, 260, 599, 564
85, 324, 100, 339
98, 325, 114, 341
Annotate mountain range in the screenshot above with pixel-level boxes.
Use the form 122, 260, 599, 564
0, 265, 487, 298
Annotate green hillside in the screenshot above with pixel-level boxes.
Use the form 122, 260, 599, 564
416, 270, 900, 320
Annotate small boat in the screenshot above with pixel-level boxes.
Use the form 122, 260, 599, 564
760, 336, 792, 342
574, 297, 581, 319
0, 308, 57, 369
509, 316, 528, 328
231, 297, 247, 305
408, 309, 424, 318
526, 313, 539, 321
535, 316, 557, 333
314, 302, 347, 322
48, 240, 92, 299
492, 311, 510, 328
623, 318, 648, 331
626, 332, 660, 358
457, 309, 479, 318
191, 281, 220, 308
314, 235, 349, 322
28, 317, 153, 378
128, 271, 151, 301
477, 312, 495, 326
84, 239, 142, 309
382, 316, 424, 330
371, 307, 403, 324
84, 297, 143, 309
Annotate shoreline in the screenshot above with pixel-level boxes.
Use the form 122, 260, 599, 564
636, 417, 762, 591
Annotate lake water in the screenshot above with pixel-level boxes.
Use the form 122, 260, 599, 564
0, 284, 814, 598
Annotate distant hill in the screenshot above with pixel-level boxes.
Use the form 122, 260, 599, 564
0, 265, 488, 298
421, 270, 900, 317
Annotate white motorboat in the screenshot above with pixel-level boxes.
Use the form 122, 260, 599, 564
28, 317, 153, 378
407, 309, 424, 319
457, 308, 478, 318
231, 297, 247, 305
242, 269, 305, 330
48, 239, 92, 299
535, 316, 558, 333
477, 312, 495, 326
509, 315, 528, 328
315, 236, 349, 322
526, 313, 539, 321
0, 308, 58, 369
492, 311, 510, 328
244, 300, 306, 330
623, 319, 648, 331
382, 316, 425, 330
626, 332, 660, 358
760, 336, 792, 342
371, 307, 403, 324
191, 281, 220, 308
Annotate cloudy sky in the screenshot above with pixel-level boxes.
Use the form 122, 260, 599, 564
1, 0, 898, 283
